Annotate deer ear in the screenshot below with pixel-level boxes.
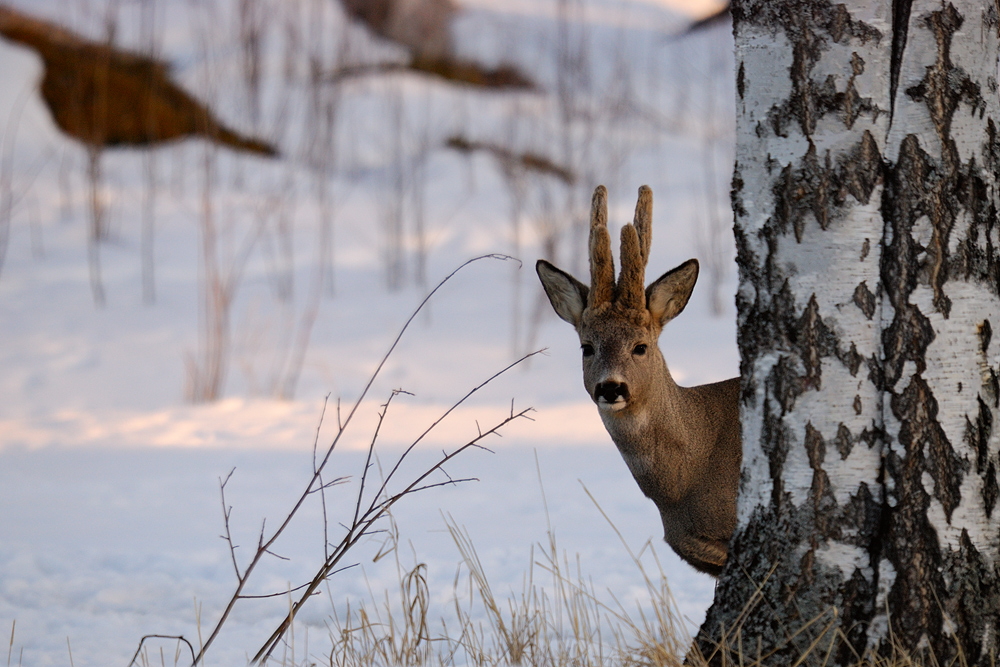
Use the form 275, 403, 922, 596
647, 259, 699, 326
537, 260, 588, 326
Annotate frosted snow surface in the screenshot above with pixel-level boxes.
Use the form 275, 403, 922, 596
0, 0, 737, 663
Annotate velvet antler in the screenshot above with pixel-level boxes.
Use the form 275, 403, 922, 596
588, 185, 616, 308
617, 185, 652, 311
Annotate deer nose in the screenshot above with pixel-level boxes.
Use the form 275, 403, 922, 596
594, 381, 630, 404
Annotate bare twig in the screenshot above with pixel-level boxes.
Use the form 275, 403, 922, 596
219, 468, 241, 583
237, 564, 358, 599
127, 636, 195, 667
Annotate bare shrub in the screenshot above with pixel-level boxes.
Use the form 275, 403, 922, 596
140, 256, 536, 663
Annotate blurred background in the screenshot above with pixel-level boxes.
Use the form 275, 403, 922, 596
0, 0, 738, 663
0, 0, 736, 417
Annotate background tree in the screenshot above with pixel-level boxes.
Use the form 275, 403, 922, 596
695, 1, 1000, 664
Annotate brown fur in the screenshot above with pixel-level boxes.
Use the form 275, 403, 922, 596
536, 185, 741, 576
0, 5, 277, 156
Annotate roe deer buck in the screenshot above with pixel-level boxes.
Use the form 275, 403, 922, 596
536, 185, 740, 576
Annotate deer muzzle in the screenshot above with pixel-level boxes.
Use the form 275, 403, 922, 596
594, 381, 630, 411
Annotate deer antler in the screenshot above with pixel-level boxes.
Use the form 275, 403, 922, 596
588, 185, 616, 308
633, 185, 652, 264
617, 185, 652, 311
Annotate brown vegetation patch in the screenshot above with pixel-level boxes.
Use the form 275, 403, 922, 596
0, 4, 277, 156
446, 135, 574, 185
410, 54, 536, 90
337, 0, 535, 91
330, 56, 535, 91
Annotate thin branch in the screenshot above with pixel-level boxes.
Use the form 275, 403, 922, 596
128, 636, 195, 667
313, 396, 330, 562
237, 564, 358, 599
371, 352, 540, 507
351, 388, 404, 533
219, 468, 241, 583
306, 477, 349, 494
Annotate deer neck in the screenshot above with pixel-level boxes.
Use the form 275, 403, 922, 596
598, 363, 704, 505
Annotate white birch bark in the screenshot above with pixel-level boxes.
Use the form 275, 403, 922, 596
695, 1, 1000, 664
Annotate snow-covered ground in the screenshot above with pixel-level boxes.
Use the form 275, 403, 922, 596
0, 0, 737, 664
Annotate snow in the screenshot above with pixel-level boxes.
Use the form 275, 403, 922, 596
0, 0, 737, 664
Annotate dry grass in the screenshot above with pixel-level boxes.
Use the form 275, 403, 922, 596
319, 460, 695, 667
317, 537, 970, 667
311, 474, 971, 667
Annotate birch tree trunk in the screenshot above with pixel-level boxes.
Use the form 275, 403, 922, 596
694, 1, 1000, 664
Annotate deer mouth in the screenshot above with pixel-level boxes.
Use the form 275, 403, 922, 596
594, 382, 629, 411
597, 397, 628, 412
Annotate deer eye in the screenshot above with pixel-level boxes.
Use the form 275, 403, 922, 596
581, 343, 595, 357
632, 343, 648, 356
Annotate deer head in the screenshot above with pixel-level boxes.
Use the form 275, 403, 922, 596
536, 185, 699, 416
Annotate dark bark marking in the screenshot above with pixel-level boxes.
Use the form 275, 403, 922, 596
955, 179, 1000, 298
762, 373, 792, 507
881, 135, 937, 387
772, 132, 884, 245
734, 224, 759, 405
906, 6, 986, 138
978, 319, 992, 354
986, 118, 1000, 179
903, 5, 989, 318
860, 237, 870, 260
839, 53, 868, 129
837, 566, 875, 664
881, 302, 934, 386
987, 2, 1000, 36
842, 130, 882, 205
731, 164, 747, 218
843, 341, 863, 377
804, 421, 825, 468
939, 530, 1000, 666
859, 421, 885, 450
804, 424, 838, 543
985, 461, 999, 518
889, 0, 913, 122
853, 281, 876, 319
965, 395, 998, 518
990, 367, 1000, 408
737, 60, 746, 100
841, 481, 882, 549
744, 0, 880, 140
955, 120, 1000, 298
883, 428, 947, 659
853, 394, 863, 415
835, 422, 854, 459
893, 374, 964, 521
967, 395, 993, 474
793, 294, 837, 391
